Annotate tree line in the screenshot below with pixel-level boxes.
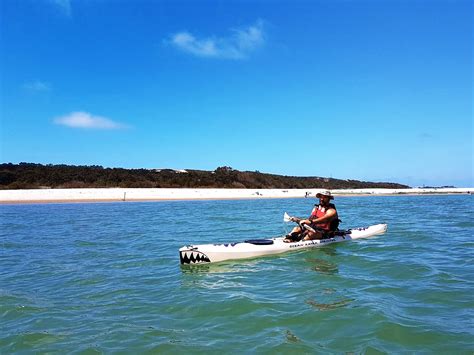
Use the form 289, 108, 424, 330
0, 163, 410, 190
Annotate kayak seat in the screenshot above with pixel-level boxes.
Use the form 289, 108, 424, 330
333, 230, 352, 237
244, 239, 274, 245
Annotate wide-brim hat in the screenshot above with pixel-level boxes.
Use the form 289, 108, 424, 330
316, 190, 334, 199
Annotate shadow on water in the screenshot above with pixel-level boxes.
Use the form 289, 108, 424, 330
305, 257, 339, 275
304, 245, 339, 275
305, 297, 354, 311
316, 245, 338, 257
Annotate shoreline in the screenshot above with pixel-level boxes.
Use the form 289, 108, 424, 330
0, 187, 472, 205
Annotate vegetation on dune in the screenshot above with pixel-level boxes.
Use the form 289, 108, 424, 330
0, 163, 410, 190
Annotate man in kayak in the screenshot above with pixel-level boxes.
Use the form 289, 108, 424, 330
284, 190, 340, 242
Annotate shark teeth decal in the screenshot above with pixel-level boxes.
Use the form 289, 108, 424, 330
180, 250, 211, 264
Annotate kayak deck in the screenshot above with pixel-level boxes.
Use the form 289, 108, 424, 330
179, 223, 387, 265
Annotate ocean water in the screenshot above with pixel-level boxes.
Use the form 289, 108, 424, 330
1, 195, 473, 353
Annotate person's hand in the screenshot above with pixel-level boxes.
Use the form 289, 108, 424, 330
301, 219, 311, 225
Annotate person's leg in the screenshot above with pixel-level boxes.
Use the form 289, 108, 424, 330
284, 226, 303, 242
288, 225, 302, 236
302, 230, 324, 240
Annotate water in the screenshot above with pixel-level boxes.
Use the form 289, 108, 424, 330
1, 195, 473, 353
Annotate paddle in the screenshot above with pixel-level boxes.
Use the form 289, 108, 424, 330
283, 212, 316, 233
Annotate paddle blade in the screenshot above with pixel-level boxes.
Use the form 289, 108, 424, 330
283, 212, 292, 222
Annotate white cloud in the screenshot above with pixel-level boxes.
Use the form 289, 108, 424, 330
169, 20, 265, 59
50, 0, 72, 17
54, 112, 127, 130
23, 81, 51, 92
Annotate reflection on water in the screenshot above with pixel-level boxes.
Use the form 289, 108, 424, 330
180, 260, 261, 274
181, 264, 233, 274
181, 277, 246, 290
180, 260, 264, 290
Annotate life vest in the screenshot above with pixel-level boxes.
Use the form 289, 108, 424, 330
310, 203, 339, 231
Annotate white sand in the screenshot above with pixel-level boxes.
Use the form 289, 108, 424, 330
0, 187, 472, 204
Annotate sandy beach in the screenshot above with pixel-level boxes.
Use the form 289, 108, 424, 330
0, 187, 471, 204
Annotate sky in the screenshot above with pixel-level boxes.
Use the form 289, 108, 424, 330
0, 0, 472, 187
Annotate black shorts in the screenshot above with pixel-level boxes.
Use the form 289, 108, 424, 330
309, 225, 335, 239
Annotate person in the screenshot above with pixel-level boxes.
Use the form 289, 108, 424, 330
284, 190, 340, 242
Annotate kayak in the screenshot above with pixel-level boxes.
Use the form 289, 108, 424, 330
179, 223, 387, 265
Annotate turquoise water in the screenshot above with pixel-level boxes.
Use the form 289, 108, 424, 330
1, 195, 473, 353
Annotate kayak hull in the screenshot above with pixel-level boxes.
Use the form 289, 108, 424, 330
179, 223, 387, 265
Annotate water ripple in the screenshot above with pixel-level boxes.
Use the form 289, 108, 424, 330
1, 196, 473, 352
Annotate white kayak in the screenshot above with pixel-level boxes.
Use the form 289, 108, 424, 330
179, 223, 388, 265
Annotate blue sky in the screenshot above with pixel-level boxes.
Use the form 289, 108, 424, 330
1, 0, 472, 187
